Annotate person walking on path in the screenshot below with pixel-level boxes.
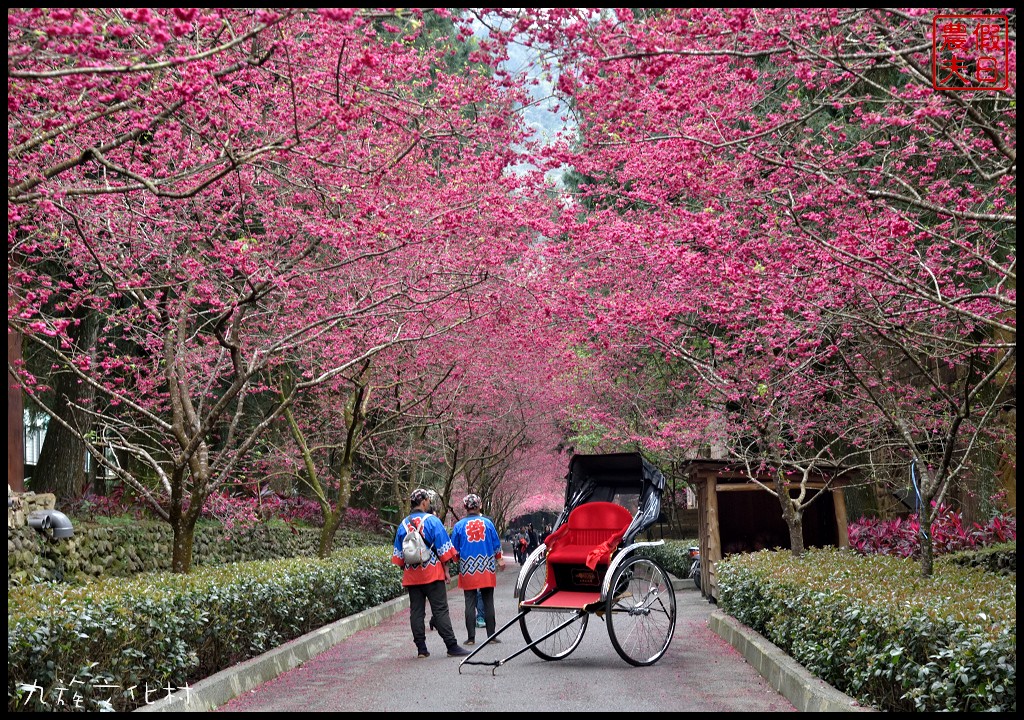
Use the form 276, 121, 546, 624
392, 488, 471, 659
450, 493, 505, 645
515, 526, 530, 564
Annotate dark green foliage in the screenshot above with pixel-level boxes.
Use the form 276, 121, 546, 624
637, 538, 697, 578
944, 541, 1016, 576
717, 547, 1016, 712
8, 547, 403, 712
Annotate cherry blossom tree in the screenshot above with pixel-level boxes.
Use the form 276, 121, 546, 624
398, 287, 579, 527
8, 8, 537, 571
10, 9, 1013, 579
497, 7, 1015, 571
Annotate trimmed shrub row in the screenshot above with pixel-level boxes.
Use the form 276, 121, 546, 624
716, 546, 1016, 712
8, 546, 403, 712
637, 538, 698, 578
944, 541, 1016, 576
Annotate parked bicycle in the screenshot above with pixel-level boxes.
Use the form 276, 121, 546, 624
687, 546, 701, 590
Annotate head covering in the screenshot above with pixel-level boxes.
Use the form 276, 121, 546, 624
463, 493, 482, 510
410, 488, 433, 509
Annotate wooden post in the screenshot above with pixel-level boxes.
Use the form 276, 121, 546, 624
832, 487, 850, 548
706, 474, 720, 600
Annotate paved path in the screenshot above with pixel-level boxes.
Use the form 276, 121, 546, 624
217, 563, 797, 712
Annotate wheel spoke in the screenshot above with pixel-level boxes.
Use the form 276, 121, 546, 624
519, 560, 588, 661
606, 556, 676, 666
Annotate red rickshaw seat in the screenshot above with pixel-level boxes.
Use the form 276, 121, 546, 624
545, 501, 633, 567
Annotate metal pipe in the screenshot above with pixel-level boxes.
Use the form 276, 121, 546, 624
27, 509, 75, 539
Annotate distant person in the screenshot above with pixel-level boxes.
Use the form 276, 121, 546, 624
527, 523, 539, 554
450, 494, 505, 645
541, 524, 554, 544
392, 488, 470, 659
515, 526, 530, 563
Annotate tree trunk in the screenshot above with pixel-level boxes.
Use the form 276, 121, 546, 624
32, 412, 88, 500
995, 409, 1016, 511
779, 487, 805, 556
282, 400, 354, 558
171, 516, 197, 573
786, 514, 805, 555
335, 460, 353, 511
318, 463, 354, 556
917, 497, 934, 577
90, 454, 106, 496
8, 328, 25, 492
31, 311, 100, 502
318, 507, 344, 557
167, 467, 202, 573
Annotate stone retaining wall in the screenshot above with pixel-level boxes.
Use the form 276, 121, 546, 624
7, 490, 57, 529
8, 521, 324, 585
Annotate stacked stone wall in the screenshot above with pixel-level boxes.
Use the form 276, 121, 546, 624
8, 520, 324, 585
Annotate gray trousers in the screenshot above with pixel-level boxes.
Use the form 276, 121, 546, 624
464, 587, 495, 641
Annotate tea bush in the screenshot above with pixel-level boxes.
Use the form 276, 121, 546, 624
8, 546, 402, 712
638, 538, 698, 578
944, 541, 1016, 576
717, 547, 1016, 712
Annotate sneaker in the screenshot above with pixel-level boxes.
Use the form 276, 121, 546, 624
475, 617, 486, 628
465, 639, 475, 646
417, 650, 430, 659
447, 645, 471, 657
487, 637, 502, 644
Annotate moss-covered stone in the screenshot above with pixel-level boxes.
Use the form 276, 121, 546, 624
7, 520, 385, 585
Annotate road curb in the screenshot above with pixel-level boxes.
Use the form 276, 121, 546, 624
136, 594, 410, 712
708, 610, 876, 712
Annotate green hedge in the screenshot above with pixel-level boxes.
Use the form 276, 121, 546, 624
637, 538, 698, 578
8, 546, 403, 712
716, 547, 1016, 712
944, 541, 1016, 576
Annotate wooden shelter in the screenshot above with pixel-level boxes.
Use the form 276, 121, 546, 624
684, 458, 856, 601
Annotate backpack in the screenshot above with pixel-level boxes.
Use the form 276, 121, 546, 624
402, 517, 434, 565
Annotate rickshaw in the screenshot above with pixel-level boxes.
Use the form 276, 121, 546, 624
460, 452, 676, 672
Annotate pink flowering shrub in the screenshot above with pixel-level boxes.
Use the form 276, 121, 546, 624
849, 503, 1017, 558
199, 491, 264, 532
200, 492, 385, 533
65, 487, 143, 519
261, 494, 326, 527
341, 506, 385, 533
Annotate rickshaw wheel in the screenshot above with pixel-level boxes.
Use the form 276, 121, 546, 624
519, 561, 588, 661
606, 555, 676, 667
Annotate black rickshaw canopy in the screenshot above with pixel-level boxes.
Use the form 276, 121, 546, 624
556, 452, 666, 546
